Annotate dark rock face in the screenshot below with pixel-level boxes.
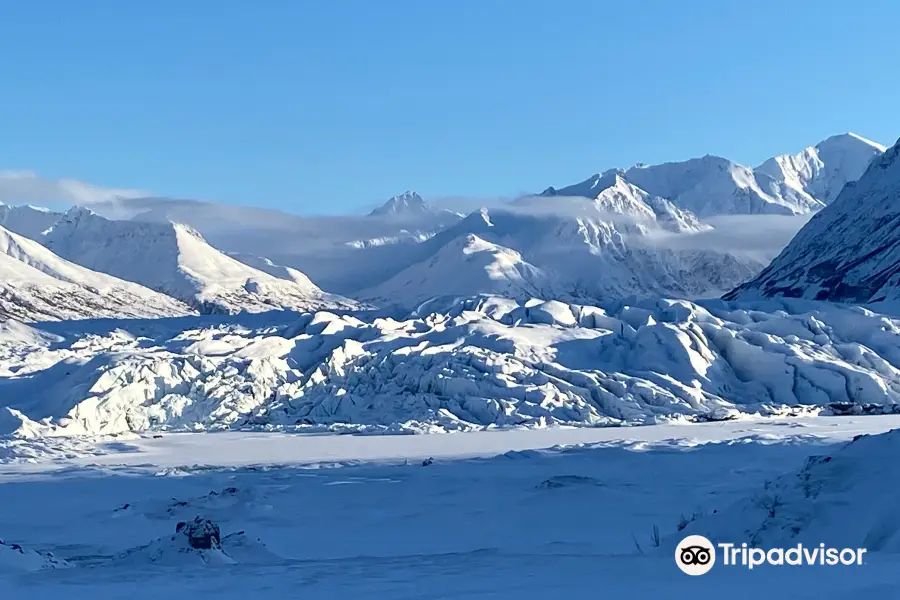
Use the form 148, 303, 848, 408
176, 517, 221, 550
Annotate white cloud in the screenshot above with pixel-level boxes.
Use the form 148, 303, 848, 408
637, 214, 813, 262
0, 170, 148, 207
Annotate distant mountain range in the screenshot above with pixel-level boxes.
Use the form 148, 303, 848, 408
540, 133, 884, 216
0, 132, 888, 319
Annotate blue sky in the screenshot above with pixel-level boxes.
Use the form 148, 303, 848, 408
0, 0, 898, 214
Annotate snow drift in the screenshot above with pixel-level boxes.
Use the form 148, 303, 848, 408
672, 427, 900, 555
114, 518, 278, 567
0, 539, 71, 572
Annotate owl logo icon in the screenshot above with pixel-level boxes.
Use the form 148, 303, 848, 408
675, 535, 716, 575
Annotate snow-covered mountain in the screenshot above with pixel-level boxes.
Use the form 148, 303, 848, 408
725, 137, 900, 304
81, 194, 464, 294
0, 224, 194, 321
0, 204, 59, 241
756, 132, 886, 205
368, 191, 431, 217
360, 180, 763, 308
360, 231, 554, 305
224, 252, 321, 286
41, 208, 359, 314
542, 133, 885, 217
532, 172, 707, 233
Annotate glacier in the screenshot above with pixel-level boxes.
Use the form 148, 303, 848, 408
2, 295, 899, 438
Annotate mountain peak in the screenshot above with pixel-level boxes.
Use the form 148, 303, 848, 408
61, 205, 98, 222
818, 132, 887, 153
369, 191, 429, 217
726, 135, 900, 304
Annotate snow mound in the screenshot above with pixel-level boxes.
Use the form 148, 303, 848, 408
727, 136, 900, 304
0, 224, 195, 321
672, 428, 900, 554
42, 207, 359, 314
0, 539, 71, 572
3, 296, 900, 437
114, 518, 279, 566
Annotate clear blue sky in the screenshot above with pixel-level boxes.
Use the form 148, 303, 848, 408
0, 0, 898, 214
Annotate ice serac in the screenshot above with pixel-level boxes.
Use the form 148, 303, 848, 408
3, 296, 900, 437
756, 132, 886, 205
725, 137, 900, 304
41, 207, 359, 314
0, 224, 194, 321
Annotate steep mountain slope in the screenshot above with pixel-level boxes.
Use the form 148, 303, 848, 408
41, 208, 358, 314
533, 172, 707, 233
756, 132, 886, 205
543, 133, 885, 217
0, 204, 60, 241
725, 137, 900, 304
224, 252, 321, 286
360, 179, 763, 307
0, 225, 194, 321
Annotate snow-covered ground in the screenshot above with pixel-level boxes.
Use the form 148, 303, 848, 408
2, 417, 900, 598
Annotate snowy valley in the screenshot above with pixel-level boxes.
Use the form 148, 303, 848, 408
2, 132, 900, 598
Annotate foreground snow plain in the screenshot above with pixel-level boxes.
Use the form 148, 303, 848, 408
3, 416, 900, 599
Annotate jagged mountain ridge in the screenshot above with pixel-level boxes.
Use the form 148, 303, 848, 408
359, 180, 763, 308
41, 208, 359, 314
530, 172, 707, 233
542, 133, 884, 217
756, 132, 887, 205
725, 137, 900, 304
0, 204, 59, 241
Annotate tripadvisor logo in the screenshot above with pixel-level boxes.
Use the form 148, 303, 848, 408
675, 535, 867, 575
676, 535, 716, 575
